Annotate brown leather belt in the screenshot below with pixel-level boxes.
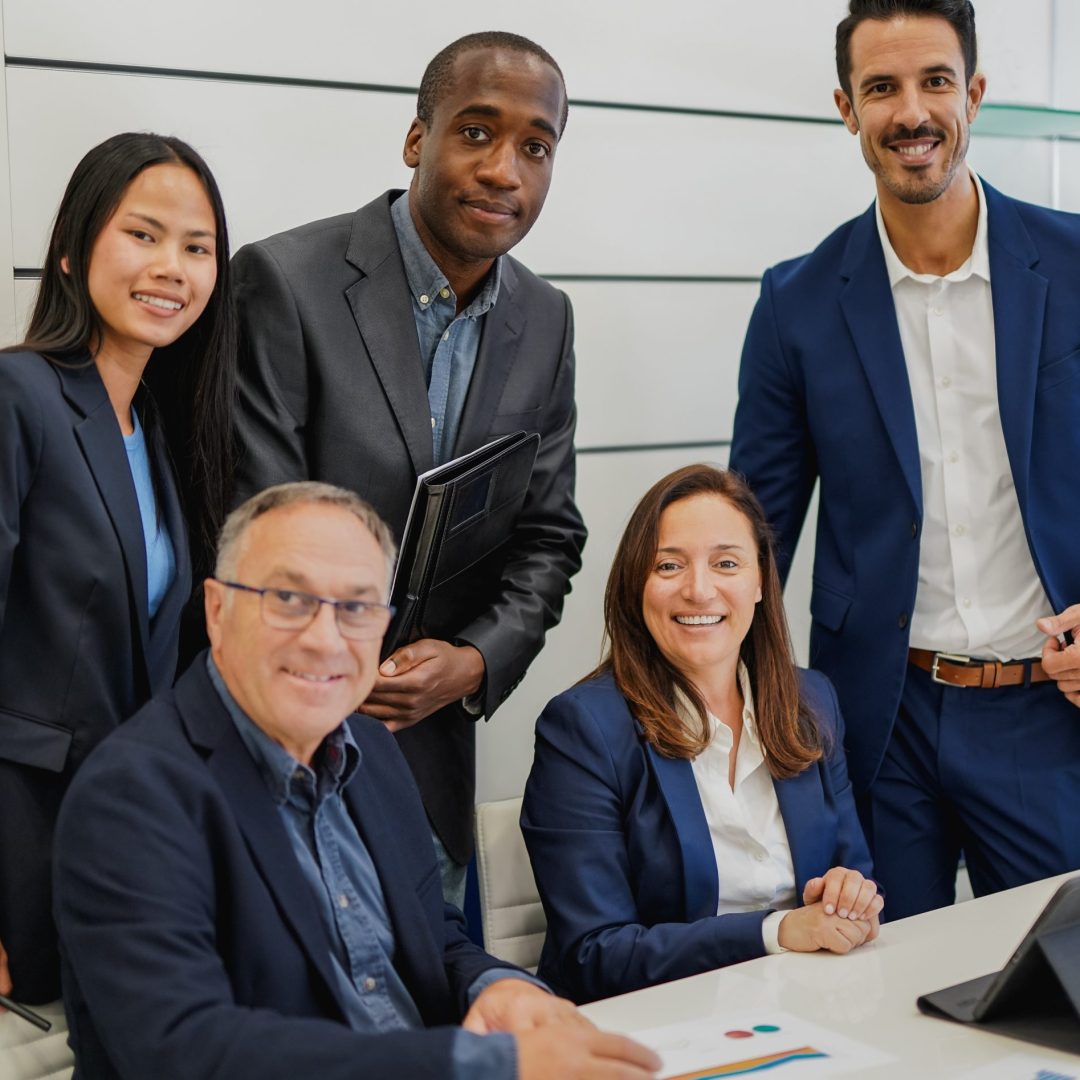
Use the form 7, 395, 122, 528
908, 648, 1050, 689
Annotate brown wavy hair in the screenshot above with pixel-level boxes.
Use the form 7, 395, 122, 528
589, 464, 821, 778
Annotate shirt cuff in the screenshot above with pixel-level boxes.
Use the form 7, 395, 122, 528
466, 968, 551, 1007
462, 690, 485, 717
762, 910, 789, 955
451, 1029, 517, 1080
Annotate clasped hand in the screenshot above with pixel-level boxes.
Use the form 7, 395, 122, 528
1038, 605, 1080, 709
778, 867, 883, 954
359, 639, 485, 731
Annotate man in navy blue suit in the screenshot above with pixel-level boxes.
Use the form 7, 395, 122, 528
731, 0, 1080, 919
52, 483, 658, 1080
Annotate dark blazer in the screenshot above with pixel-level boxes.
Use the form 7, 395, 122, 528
231, 191, 586, 864
729, 181, 1080, 793
53, 656, 520, 1080
0, 351, 190, 1003
521, 669, 872, 1004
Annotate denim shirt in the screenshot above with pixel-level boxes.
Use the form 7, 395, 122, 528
206, 656, 517, 1078
390, 192, 502, 465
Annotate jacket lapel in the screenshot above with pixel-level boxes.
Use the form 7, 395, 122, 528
453, 258, 525, 456
144, 422, 192, 693
59, 360, 152, 677
644, 741, 718, 921
773, 770, 827, 898
344, 192, 434, 477
178, 665, 351, 1020
983, 182, 1046, 519
838, 205, 923, 509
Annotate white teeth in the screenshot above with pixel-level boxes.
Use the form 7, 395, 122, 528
133, 292, 182, 311
896, 143, 934, 156
287, 670, 336, 682
675, 615, 724, 625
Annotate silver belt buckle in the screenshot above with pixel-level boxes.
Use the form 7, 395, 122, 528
931, 652, 972, 685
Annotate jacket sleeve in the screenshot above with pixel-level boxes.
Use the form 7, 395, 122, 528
231, 241, 312, 501
522, 690, 770, 1004
729, 270, 818, 583
455, 290, 587, 718
53, 741, 468, 1080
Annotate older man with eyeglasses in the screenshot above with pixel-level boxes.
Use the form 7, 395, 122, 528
50, 482, 658, 1080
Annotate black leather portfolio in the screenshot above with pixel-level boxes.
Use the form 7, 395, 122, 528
381, 431, 540, 661
917, 876, 1080, 1054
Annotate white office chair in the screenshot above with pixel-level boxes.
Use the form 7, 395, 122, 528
0, 1000, 73, 1080
473, 797, 546, 973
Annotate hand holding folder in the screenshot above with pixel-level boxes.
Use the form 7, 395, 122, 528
382, 431, 541, 662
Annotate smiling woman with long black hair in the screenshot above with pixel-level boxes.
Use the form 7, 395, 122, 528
0, 132, 235, 1005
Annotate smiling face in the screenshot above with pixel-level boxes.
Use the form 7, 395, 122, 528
834, 15, 985, 207
642, 494, 763, 687
81, 162, 218, 366
205, 502, 389, 765
403, 46, 565, 276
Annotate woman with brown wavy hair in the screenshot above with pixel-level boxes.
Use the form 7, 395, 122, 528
522, 464, 881, 1004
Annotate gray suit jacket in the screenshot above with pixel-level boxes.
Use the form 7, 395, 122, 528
232, 191, 586, 863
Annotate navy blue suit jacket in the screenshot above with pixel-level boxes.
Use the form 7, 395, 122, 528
0, 351, 190, 1002
53, 656, 519, 1080
729, 182, 1080, 793
521, 669, 872, 1004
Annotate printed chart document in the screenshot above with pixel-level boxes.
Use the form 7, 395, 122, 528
632, 1011, 891, 1079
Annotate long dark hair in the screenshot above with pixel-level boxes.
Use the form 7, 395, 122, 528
589, 464, 821, 778
10, 131, 236, 573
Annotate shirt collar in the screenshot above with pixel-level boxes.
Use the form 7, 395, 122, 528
875, 168, 990, 288
390, 191, 502, 318
673, 661, 762, 753
205, 653, 361, 806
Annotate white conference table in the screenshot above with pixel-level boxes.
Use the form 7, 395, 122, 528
580, 872, 1080, 1078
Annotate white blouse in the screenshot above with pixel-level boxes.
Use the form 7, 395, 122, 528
683, 662, 795, 952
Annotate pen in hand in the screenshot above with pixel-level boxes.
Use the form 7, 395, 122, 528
0, 992, 52, 1032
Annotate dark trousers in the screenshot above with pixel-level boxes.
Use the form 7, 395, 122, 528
860, 664, 1080, 921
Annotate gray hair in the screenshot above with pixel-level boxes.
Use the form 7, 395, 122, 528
215, 482, 397, 589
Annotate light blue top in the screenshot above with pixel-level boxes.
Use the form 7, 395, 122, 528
122, 411, 176, 618
390, 192, 503, 465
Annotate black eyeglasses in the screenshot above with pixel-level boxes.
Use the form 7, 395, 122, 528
215, 580, 394, 641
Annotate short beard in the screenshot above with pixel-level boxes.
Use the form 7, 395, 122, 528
864, 122, 969, 205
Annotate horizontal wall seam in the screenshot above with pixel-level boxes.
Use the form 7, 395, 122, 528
12, 268, 762, 284
578, 440, 731, 455
2, 55, 841, 126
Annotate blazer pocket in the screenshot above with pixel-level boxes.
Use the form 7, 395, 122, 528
0, 707, 73, 772
1037, 346, 1080, 394
810, 580, 853, 633
489, 406, 541, 435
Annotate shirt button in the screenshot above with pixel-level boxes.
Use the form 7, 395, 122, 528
439, 288, 450, 299
953, 524, 967, 537
431, 416, 436, 429
940, 375, 952, 388
754, 852, 766, 862
363, 976, 376, 993
948, 451, 959, 463
962, 597, 972, 609
338, 894, 349, 909
442, 330, 449, 341
419, 294, 429, 305
932, 307, 944, 316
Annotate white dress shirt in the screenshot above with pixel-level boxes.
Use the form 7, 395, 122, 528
683, 663, 796, 954
876, 171, 1051, 660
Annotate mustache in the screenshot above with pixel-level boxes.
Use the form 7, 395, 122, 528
881, 125, 947, 146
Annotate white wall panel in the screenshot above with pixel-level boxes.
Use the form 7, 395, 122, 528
1056, 142, 1080, 214
567, 280, 758, 448
2, 0, 847, 119
968, 137, 1056, 208
12, 278, 36, 338
6, 68, 876, 276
